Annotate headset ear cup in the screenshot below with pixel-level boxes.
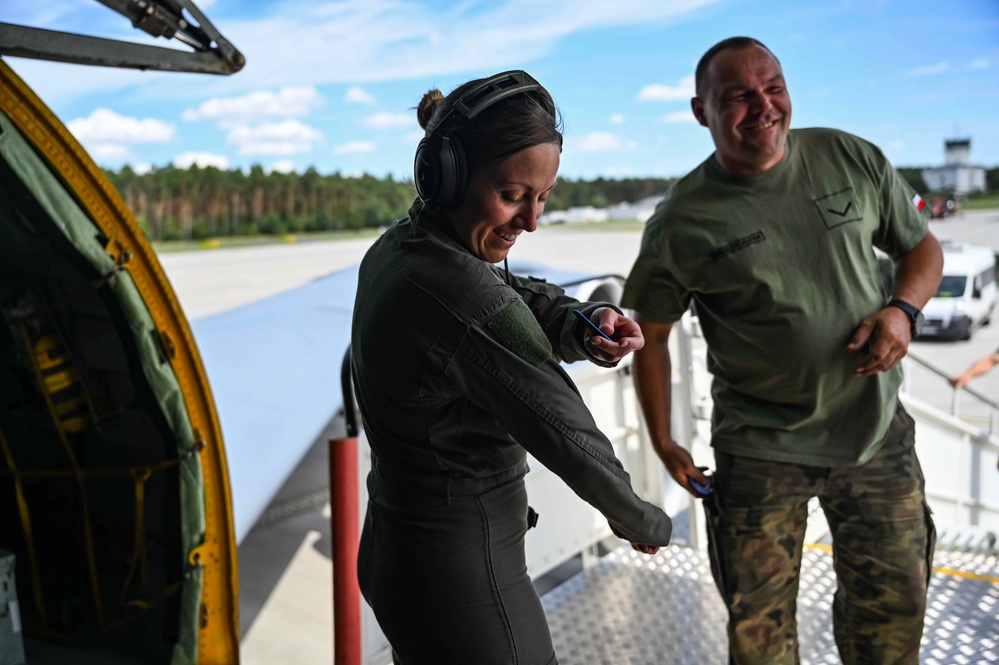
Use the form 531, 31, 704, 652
439, 135, 467, 210
414, 137, 439, 204
448, 136, 467, 210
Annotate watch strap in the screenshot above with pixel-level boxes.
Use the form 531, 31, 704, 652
886, 299, 922, 335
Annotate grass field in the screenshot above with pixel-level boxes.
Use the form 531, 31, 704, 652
152, 228, 383, 253
961, 194, 999, 210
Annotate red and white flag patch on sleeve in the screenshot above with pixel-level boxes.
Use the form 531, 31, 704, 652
912, 193, 926, 211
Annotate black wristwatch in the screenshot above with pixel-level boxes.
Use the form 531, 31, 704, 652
886, 299, 924, 337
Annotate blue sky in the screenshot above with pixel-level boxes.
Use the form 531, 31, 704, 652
5, 0, 998, 180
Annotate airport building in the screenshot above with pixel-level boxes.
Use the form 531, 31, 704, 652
922, 138, 987, 195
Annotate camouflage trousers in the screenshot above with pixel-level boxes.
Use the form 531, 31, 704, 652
704, 406, 936, 664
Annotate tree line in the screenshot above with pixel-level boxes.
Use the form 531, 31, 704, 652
103, 164, 679, 241
105, 164, 415, 241
104, 163, 997, 242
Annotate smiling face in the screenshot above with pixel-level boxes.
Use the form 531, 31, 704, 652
691, 44, 792, 175
448, 141, 560, 264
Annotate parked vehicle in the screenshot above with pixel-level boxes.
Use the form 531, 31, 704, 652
921, 242, 997, 340
930, 196, 960, 219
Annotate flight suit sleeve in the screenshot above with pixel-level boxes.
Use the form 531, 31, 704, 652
507, 273, 620, 367
450, 299, 673, 546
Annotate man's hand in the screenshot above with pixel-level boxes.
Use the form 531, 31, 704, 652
849, 230, 942, 377
631, 542, 660, 555
657, 439, 711, 499
847, 306, 912, 376
584, 307, 645, 363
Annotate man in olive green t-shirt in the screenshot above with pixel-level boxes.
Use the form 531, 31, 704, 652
623, 37, 944, 664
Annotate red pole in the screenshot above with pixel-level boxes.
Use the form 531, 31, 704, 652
329, 435, 361, 665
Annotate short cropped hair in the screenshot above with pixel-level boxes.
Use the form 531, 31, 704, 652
694, 37, 778, 98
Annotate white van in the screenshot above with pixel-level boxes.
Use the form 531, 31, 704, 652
921, 242, 997, 340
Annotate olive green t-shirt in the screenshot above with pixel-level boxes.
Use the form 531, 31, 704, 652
623, 128, 929, 466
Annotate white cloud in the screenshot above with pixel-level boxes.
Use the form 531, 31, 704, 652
89, 143, 130, 160
269, 160, 297, 173
638, 75, 696, 102
334, 141, 376, 154
16, 0, 730, 114
227, 120, 323, 156
67, 108, 175, 143
182, 87, 324, 124
17, 0, 723, 106
887, 140, 906, 151
173, 152, 231, 169
67, 109, 174, 164
662, 110, 697, 124
609, 113, 625, 125
132, 162, 153, 175
575, 132, 622, 153
904, 62, 951, 78
405, 130, 425, 144
968, 57, 990, 70
346, 86, 378, 104
362, 112, 415, 130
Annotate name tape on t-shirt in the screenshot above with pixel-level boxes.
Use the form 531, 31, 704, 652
710, 230, 767, 262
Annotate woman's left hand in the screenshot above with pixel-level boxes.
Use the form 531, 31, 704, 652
631, 542, 660, 555
584, 307, 645, 363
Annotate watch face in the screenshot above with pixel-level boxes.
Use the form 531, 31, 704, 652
914, 310, 925, 336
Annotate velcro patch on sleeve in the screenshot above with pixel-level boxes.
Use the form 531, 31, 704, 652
487, 298, 553, 367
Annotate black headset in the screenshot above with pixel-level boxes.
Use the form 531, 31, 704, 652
413, 70, 549, 210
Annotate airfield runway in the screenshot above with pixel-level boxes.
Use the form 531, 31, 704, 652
157, 208, 998, 663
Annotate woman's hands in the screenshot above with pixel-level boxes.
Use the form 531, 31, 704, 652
583, 307, 645, 363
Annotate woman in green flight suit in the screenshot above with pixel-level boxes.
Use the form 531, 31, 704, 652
350, 70, 672, 665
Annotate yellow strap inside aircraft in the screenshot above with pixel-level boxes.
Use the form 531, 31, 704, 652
0, 419, 195, 636
6, 318, 204, 636
16, 321, 106, 628
120, 467, 153, 610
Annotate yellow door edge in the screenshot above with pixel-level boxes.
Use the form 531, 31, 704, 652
0, 57, 240, 664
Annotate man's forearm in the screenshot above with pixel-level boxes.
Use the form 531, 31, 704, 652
632, 336, 675, 456
893, 231, 944, 308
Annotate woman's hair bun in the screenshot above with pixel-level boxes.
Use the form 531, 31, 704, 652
417, 89, 446, 131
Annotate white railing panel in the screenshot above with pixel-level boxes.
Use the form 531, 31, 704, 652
902, 393, 999, 530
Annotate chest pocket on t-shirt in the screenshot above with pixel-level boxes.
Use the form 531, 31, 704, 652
813, 188, 863, 230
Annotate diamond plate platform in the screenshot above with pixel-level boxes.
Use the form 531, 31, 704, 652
542, 544, 999, 664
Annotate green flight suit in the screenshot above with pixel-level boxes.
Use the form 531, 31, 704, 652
351, 200, 672, 665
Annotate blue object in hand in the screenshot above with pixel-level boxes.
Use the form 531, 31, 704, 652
690, 475, 714, 496
573, 309, 614, 341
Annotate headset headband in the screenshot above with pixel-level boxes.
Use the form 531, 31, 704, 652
430, 70, 545, 135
